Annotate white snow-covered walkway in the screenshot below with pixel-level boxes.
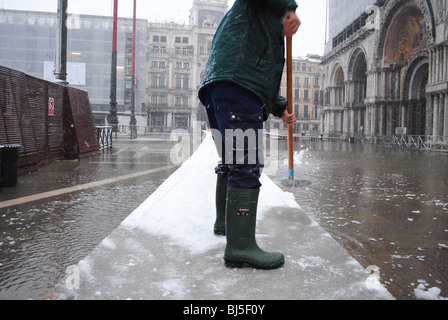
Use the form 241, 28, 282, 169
49, 133, 394, 300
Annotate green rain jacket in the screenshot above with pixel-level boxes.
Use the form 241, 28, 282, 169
199, 0, 298, 121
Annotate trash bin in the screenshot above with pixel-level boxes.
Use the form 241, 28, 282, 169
0, 145, 21, 187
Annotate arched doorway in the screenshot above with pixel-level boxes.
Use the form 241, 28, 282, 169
379, 1, 430, 137
402, 57, 428, 135
326, 64, 345, 135
347, 48, 367, 136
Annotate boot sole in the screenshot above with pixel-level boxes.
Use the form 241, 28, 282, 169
224, 259, 284, 270
214, 229, 226, 236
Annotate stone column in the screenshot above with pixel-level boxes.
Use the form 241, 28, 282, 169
343, 108, 349, 135
430, 47, 435, 84
445, 44, 448, 81
436, 46, 440, 83
379, 103, 386, 137
444, 93, 448, 143
350, 108, 355, 135
439, 93, 445, 138
433, 95, 439, 140
441, 45, 446, 82
371, 105, 377, 137
365, 105, 371, 137
426, 94, 433, 136
320, 111, 325, 135
401, 103, 406, 128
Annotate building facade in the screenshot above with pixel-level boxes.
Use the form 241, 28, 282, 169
269, 55, 322, 136
146, 0, 228, 132
1, 1, 324, 135
320, 0, 448, 144
0, 9, 148, 125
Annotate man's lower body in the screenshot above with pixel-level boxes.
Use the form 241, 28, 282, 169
202, 81, 284, 270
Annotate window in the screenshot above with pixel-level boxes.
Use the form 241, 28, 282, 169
295, 77, 300, 86
151, 74, 158, 88
182, 37, 188, 44
153, 35, 159, 42
176, 75, 182, 89
175, 75, 189, 90
150, 96, 167, 107
175, 97, 182, 108
183, 76, 189, 90
304, 77, 310, 86
151, 112, 164, 127
159, 74, 165, 88
314, 91, 319, 103
175, 47, 191, 55
175, 97, 189, 108
159, 95, 167, 106
175, 37, 181, 43
294, 89, 300, 100
151, 61, 166, 68
304, 105, 309, 119
150, 95, 157, 106
151, 74, 165, 88
304, 90, 309, 101
160, 36, 167, 42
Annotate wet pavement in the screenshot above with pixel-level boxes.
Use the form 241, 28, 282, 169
0, 133, 447, 300
273, 140, 448, 300
0, 133, 179, 299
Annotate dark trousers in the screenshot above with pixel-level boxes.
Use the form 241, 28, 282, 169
202, 82, 265, 189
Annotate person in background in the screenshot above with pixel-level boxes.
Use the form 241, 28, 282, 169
199, 0, 300, 270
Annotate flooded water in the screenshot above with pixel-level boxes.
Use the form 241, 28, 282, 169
0, 135, 447, 300
0, 137, 178, 300
273, 139, 448, 300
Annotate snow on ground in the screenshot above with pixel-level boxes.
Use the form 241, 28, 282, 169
121, 132, 300, 254
57, 132, 396, 300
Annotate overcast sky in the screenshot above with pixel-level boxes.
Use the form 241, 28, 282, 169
1, 0, 327, 57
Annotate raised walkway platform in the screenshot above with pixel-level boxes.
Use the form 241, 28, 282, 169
45, 135, 393, 301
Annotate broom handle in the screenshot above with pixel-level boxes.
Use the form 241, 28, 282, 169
286, 36, 294, 179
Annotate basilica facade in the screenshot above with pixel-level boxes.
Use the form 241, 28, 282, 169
320, 0, 448, 145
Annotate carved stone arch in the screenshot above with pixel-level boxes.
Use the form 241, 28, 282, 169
329, 61, 345, 87
402, 54, 429, 101
329, 61, 346, 108
347, 46, 368, 81
400, 53, 429, 135
347, 47, 368, 107
376, 0, 435, 65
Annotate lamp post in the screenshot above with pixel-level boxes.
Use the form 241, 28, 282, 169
129, 0, 137, 139
107, 0, 119, 133
54, 0, 68, 85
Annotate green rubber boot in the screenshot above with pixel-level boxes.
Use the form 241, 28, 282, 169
224, 187, 285, 270
214, 173, 228, 236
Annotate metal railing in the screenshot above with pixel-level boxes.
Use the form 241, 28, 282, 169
392, 135, 448, 152
96, 126, 113, 150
